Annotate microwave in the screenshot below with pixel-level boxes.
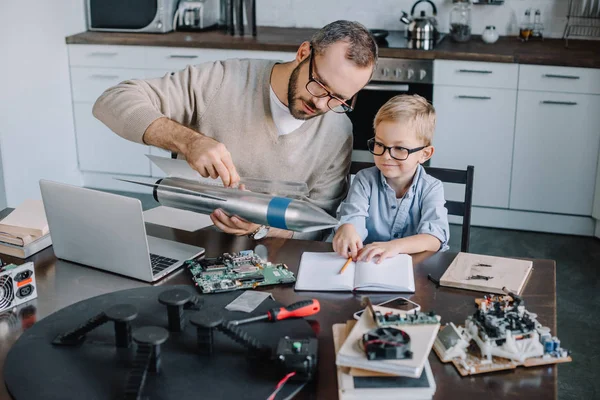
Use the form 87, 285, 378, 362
87, 0, 179, 33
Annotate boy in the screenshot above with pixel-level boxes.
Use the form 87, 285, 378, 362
333, 94, 449, 263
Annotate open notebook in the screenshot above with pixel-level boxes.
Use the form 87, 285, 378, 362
295, 252, 415, 292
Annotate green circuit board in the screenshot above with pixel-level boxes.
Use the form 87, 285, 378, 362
185, 250, 296, 293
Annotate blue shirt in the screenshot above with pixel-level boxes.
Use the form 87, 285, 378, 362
337, 165, 449, 251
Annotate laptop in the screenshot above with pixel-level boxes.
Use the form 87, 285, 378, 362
39, 180, 205, 282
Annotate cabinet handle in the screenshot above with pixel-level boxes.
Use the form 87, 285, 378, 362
168, 54, 199, 59
542, 74, 580, 80
89, 52, 118, 57
363, 83, 409, 91
456, 95, 492, 100
541, 100, 578, 106
457, 69, 493, 74
90, 74, 120, 79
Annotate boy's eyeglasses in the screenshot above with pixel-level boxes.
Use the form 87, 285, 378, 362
305, 47, 356, 113
367, 138, 427, 161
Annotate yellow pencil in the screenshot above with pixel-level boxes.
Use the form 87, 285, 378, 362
339, 257, 353, 274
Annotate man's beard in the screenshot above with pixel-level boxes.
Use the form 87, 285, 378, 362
287, 61, 325, 120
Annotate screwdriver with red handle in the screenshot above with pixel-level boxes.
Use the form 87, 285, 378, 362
229, 299, 320, 326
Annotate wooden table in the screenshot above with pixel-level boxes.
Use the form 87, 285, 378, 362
0, 217, 558, 400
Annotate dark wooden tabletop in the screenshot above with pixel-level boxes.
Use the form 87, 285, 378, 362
0, 215, 557, 400
65, 26, 600, 69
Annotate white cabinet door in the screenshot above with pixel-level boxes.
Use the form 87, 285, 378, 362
431, 86, 517, 208
510, 91, 600, 215
73, 103, 151, 176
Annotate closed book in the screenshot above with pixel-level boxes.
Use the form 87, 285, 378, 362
439, 252, 533, 295
336, 305, 439, 378
0, 200, 49, 238
333, 323, 436, 400
0, 234, 52, 258
0, 232, 36, 247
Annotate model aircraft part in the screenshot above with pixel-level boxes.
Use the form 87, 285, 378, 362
146, 154, 310, 197
146, 176, 339, 232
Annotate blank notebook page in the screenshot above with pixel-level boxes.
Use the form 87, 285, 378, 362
354, 254, 415, 292
295, 252, 356, 291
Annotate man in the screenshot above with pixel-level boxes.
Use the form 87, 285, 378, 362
93, 20, 377, 240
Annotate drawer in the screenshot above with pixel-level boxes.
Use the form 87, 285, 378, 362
434, 60, 518, 89
70, 67, 147, 102
68, 45, 146, 68
518, 65, 600, 95
145, 46, 297, 72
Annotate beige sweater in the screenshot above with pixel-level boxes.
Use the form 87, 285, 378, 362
93, 59, 353, 238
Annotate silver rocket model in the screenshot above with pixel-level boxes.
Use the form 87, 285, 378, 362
119, 177, 340, 233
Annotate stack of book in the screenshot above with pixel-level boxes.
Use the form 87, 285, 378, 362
0, 200, 52, 258
334, 305, 439, 400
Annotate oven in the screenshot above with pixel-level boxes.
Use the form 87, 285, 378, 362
348, 58, 434, 162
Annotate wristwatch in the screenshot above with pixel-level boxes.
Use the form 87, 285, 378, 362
248, 225, 270, 240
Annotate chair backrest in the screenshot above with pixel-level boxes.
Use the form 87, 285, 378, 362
349, 162, 474, 252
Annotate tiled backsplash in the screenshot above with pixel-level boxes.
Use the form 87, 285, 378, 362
256, 0, 570, 38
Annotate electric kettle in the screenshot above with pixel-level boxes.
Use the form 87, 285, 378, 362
400, 0, 439, 41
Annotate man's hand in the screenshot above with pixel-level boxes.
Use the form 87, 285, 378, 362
333, 224, 363, 261
210, 209, 259, 236
184, 135, 240, 187
357, 241, 403, 264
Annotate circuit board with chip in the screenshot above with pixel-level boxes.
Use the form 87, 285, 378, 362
185, 250, 296, 293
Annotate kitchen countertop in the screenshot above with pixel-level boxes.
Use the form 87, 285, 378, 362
65, 26, 600, 69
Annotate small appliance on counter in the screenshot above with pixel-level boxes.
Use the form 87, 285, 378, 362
173, 0, 219, 31
400, 0, 440, 50
87, 0, 178, 33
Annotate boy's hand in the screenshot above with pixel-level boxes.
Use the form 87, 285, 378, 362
333, 224, 363, 261
358, 241, 402, 264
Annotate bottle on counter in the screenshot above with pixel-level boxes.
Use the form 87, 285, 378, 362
532, 9, 544, 39
450, 0, 472, 42
482, 25, 499, 44
519, 8, 533, 41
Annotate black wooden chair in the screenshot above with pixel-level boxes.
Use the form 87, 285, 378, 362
349, 162, 474, 252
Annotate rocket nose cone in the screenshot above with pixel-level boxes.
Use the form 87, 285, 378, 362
285, 200, 340, 232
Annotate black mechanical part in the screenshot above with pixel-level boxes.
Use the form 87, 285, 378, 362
105, 304, 138, 348
275, 336, 318, 381
158, 289, 193, 332
190, 310, 223, 356
216, 321, 271, 359
124, 343, 152, 400
132, 326, 169, 374
362, 327, 413, 360
52, 311, 110, 346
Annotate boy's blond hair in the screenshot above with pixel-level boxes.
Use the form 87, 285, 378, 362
374, 94, 436, 146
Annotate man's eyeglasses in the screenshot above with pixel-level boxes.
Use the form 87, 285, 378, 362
305, 47, 356, 114
367, 138, 427, 161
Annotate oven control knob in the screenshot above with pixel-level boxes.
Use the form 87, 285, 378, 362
157, 21, 163, 29
394, 68, 402, 78
382, 68, 390, 77
407, 69, 415, 80
419, 69, 427, 80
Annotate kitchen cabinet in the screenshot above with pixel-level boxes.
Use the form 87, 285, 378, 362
510, 90, 600, 215
67, 44, 296, 177
73, 103, 151, 175
432, 60, 518, 208
432, 85, 517, 208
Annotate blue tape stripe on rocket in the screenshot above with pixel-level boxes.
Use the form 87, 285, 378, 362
267, 197, 292, 229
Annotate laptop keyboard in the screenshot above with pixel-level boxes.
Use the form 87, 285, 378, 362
150, 253, 179, 275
